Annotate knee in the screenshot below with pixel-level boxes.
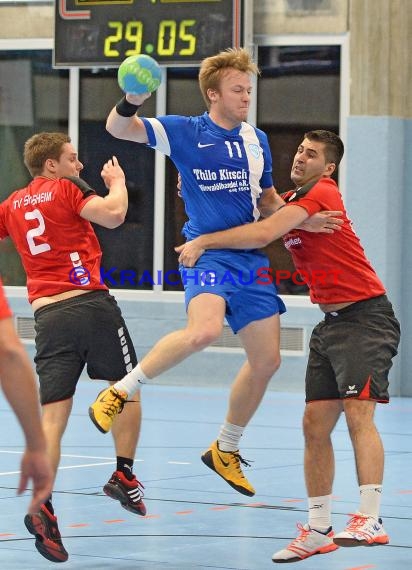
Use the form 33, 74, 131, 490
303, 408, 327, 445
186, 325, 222, 352
303, 402, 341, 445
344, 400, 376, 435
264, 354, 281, 379
345, 411, 373, 438
42, 400, 73, 433
252, 354, 281, 381
272, 354, 281, 375
302, 410, 315, 440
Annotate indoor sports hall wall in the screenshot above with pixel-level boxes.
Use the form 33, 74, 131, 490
0, 0, 411, 395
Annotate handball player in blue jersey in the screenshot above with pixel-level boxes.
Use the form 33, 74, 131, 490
89, 48, 338, 496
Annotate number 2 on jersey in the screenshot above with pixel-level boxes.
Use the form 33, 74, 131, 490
25, 209, 51, 255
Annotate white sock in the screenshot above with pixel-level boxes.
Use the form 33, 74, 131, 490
217, 422, 244, 452
308, 495, 332, 532
359, 484, 382, 519
114, 363, 149, 396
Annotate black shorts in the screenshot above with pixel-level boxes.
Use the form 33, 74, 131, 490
34, 290, 138, 405
305, 295, 400, 403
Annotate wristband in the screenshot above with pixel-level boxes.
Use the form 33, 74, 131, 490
115, 96, 141, 117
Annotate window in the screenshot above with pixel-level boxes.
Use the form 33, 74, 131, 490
257, 44, 341, 294
163, 67, 202, 291
78, 67, 156, 290
0, 50, 68, 285
0, 41, 343, 295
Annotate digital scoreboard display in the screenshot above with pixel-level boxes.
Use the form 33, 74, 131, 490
54, 0, 243, 67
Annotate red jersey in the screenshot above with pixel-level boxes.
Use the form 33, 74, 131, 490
0, 176, 108, 303
282, 177, 385, 304
0, 279, 12, 320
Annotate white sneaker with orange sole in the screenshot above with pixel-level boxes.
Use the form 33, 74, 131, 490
333, 513, 389, 547
272, 523, 339, 563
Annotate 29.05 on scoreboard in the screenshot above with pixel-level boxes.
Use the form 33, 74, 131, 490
54, 0, 243, 67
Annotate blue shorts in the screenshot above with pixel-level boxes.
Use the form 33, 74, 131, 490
180, 249, 286, 333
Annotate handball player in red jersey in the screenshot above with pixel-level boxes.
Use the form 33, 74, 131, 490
176, 130, 400, 563
0, 132, 145, 563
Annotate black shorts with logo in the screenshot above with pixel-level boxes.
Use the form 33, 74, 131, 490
305, 295, 400, 403
34, 290, 138, 405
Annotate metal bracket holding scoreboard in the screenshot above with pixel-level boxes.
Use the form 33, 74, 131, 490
54, 0, 244, 68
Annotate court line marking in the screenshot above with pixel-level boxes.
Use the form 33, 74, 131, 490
0, 450, 143, 461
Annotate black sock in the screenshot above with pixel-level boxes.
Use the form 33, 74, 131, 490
117, 457, 134, 480
44, 496, 54, 515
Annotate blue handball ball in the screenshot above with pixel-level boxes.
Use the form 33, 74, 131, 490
117, 54, 162, 95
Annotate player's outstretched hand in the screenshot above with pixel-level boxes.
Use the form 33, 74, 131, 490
19, 449, 53, 514
125, 92, 152, 107
101, 156, 126, 189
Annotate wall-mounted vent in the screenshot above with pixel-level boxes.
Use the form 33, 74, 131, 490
209, 325, 306, 356
15, 317, 307, 356
15, 316, 36, 340
280, 326, 305, 353
286, 0, 334, 15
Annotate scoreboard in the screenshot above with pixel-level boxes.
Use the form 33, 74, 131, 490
54, 0, 243, 67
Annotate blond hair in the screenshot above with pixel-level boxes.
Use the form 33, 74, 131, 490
198, 47, 259, 108
24, 132, 71, 177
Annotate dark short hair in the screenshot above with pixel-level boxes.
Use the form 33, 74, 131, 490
304, 130, 344, 166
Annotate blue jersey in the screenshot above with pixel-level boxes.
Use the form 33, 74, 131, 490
141, 112, 274, 240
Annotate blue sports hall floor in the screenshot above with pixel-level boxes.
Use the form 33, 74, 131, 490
0, 380, 410, 569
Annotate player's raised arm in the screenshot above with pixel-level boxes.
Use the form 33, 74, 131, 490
106, 94, 150, 143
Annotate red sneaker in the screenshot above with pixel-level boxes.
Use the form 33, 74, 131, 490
104, 470, 146, 516
24, 504, 68, 562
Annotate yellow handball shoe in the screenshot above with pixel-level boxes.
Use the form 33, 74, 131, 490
201, 440, 255, 496
89, 387, 128, 433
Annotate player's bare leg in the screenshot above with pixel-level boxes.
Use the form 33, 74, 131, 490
202, 315, 281, 496
105, 391, 146, 516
